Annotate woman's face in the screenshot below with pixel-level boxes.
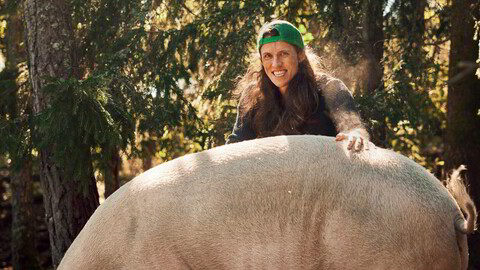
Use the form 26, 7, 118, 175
260, 41, 305, 95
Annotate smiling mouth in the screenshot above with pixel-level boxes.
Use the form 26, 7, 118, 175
273, 70, 287, 77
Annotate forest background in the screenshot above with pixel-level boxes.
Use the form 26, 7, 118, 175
0, 0, 479, 269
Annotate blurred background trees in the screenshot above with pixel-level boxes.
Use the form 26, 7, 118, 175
445, 0, 480, 266
0, 0, 479, 268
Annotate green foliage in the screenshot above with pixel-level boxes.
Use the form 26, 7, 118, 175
33, 75, 134, 181
68, 0, 453, 173
381, 1, 447, 171
0, 0, 459, 181
0, 68, 31, 171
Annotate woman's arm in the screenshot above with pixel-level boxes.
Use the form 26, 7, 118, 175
321, 78, 370, 150
225, 105, 257, 144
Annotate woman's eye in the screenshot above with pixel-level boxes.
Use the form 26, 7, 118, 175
263, 54, 272, 60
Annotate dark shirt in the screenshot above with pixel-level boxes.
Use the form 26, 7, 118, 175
226, 78, 368, 144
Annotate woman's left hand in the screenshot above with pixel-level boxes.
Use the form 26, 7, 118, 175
335, 131, 369, 152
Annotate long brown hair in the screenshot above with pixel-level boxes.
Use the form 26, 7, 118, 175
234, 47, 328, 137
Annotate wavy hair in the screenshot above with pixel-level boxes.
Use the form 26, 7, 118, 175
234, 47, 329, 137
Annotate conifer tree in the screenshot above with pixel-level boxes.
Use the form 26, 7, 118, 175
23, 0, 99, 266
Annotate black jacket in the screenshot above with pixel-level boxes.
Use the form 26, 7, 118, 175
226, 78, 368, 144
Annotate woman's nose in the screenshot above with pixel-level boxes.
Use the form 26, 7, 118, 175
272, 56, 282, 67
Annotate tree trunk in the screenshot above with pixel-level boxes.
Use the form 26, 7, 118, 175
142, 140, 156, 171
361, 0, 385, 145
361, 0, 384, 94
397, 0, 427, 86
446, 0, 480, 268
6, 1, 41, 269
11, 159, 40, 269
23, 0, 99, 267
104, 147, 121, 198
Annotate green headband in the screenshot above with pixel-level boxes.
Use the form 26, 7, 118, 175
257, 21, 305, 51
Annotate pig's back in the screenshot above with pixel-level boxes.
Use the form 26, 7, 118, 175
59, 135, 464, 270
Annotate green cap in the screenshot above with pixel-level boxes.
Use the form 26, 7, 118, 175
257, 20, 305, 51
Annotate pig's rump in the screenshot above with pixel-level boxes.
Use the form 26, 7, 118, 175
58, 135, 471, 270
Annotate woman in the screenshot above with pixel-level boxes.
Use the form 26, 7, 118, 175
226, 20, 369, 151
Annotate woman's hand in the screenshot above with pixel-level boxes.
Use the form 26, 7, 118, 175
335, 130, 370, 152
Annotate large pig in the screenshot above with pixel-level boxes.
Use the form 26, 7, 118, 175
57, 135, 476, 270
